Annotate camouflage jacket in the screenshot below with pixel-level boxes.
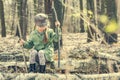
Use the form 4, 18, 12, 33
23, 27, 61, 61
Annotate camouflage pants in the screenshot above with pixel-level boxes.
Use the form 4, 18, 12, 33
29, 50, 46, 65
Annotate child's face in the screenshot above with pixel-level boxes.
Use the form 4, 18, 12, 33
37, 26, 46, 32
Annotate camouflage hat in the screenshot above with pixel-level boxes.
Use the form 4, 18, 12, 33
34, 13, 48, 27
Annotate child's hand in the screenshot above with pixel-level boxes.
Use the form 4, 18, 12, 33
19, 39, 25, 46
55, 21, 60, 27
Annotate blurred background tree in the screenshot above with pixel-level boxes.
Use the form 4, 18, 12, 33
0, 0, 6, 37
0, 0, 120, 44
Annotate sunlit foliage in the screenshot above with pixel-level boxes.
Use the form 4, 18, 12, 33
104, 19, 119, 33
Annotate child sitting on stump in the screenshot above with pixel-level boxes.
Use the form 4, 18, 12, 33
20, 13, 61, 73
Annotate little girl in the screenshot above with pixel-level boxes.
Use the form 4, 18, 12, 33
20, 13, 61, 73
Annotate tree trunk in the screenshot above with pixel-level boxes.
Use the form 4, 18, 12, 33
22, 0, 28, 40
116, 0, 120, 33
105, 0, 117, 43
94, 0, 98, 26
54, 0, 64, 27
34, 0, 45, 14
0, 0, 6, 37
11, 1, 17, 35
87, 0, 97, 42
80, 0, 85, 32
45, 0, 52, 14
52, 0, 64, 50
16, 0, 28, 40
38, 0, 45, 13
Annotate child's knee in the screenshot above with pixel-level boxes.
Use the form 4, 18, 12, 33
38, 50, 46, 65
38, 50, 44, 54
29, 49, 38, 64
31, 49, 38, 54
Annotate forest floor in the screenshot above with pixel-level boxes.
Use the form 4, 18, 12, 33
0, 33, 120, 80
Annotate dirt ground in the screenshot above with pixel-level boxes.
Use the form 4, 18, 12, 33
0, 33, 120, 79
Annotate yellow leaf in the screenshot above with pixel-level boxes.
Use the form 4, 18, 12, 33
99, 15, 108, 24
88, 10, 93, 15
104, 20, 119, 33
